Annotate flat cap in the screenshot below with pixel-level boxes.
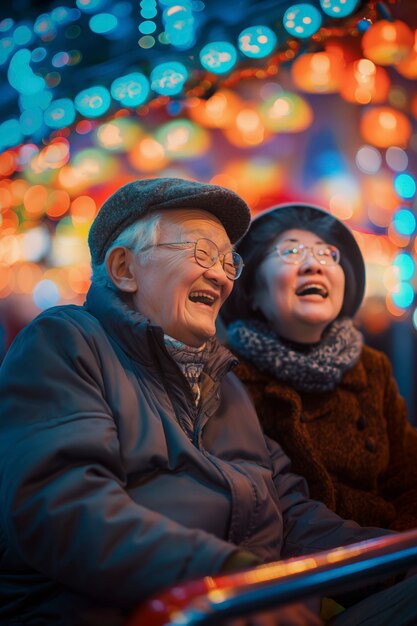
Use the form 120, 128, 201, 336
88, 177, 251, 265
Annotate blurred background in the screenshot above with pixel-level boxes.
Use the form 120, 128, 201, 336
1, 0, 417, 421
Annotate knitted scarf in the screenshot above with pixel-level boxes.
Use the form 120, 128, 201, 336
227, 318, 363, 392
164, 334, 213, 406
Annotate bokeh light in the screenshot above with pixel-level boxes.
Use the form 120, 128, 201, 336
199, 42, 237, 74
283, 4, 322, 39
75, 86, 111, 118
150, 62, 188, 95
320, 0, 359, 18
394, 172, 416, 199
238, 26, 277, 58
393, 209, 416, 235
111, 72, 150, 107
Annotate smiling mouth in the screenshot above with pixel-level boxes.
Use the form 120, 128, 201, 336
296, 285, 329, 299
188, 291, 216, 306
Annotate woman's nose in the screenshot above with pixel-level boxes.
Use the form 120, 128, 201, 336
299, 251, 323, 273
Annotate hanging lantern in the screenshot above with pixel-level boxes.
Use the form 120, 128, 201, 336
360, 107, 412, 148
362, 20, 414, 65
339, 59, 390, 104
396, 30, 417, 79
291, 51, 345, 93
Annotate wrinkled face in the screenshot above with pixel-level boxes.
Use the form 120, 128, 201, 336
131, 209, 234, 347
252, 228, 345, 343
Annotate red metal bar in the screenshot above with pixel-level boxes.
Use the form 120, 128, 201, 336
127, 529, 417, 626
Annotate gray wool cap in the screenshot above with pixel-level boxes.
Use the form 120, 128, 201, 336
88, 177, 252, 265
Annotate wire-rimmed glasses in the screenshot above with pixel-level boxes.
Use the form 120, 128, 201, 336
140, 238, 244, 280
273, 241, 340, 266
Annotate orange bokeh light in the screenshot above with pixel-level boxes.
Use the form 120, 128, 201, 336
340, 59, 390, 104
46, 190, 71, 219
70, 195, 97, 226
0, 151, 17, 177
362, 20, 414, 65
128, 137, 169, 172
24, 185, 48, 217
292, 51, 345, 94
360, 107, 412, 148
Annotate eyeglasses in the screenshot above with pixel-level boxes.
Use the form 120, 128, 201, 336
139, 238, 244, 280
273, 241, 340, 266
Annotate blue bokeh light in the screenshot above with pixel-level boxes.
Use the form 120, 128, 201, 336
141, 7, 157, 18
31, 47, 47, 62
20, 108, 44, 135
163, 3, 195, 49
89, 13, 118, 34
199, 41, 237, 74
33, 280, 60, 311
394, 173, 416, 200
0, 18, 14, 32
51, 6, 75, 23
13, 25, 33, 46
393, 209, 417, 236
320, 0, 359, 18
75, 86, 111, 117
283, 3, 322, 39
392, 281, 415, 309
139, 20, 156, 34
34, 13, 57, 39
238, 25, 277, 58
0, 37, 14, 66
20, 89, 52, 111
393, 253, 415, 281
76, 0, 108, 13
150, 62, 188, 96
0, 119, 24, 150
111, 72, 150, 106
8, 49, 46, 95
44, 98, 76, 128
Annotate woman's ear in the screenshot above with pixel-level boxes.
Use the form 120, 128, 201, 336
106, 247, 138, 292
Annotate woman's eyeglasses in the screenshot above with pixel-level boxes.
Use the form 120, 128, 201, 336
140, 238, 244, 280
272, 241, 340, 266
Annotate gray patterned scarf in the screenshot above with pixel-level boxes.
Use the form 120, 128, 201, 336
164, 334, 213, 406
227, 318, 363, 392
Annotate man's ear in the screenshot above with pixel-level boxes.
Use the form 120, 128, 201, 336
106, 247, 138, 293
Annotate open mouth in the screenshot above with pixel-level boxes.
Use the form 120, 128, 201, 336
296, 284, 328, 299
188, 291, 217, 306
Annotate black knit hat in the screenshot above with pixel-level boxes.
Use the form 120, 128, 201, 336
221, 203, 366, 326
88, 177, 251, 265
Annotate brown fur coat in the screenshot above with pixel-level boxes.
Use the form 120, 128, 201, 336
232, 344, 417, 530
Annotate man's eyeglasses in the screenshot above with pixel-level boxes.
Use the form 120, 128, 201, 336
140, 238, 244, 280
272, 241, 341, 266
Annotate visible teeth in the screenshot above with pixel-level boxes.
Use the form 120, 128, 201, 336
189, 291, 216, 305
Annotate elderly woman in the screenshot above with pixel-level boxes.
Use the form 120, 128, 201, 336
222, 203, 417, 531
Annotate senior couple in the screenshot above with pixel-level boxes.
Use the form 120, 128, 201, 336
0, 177, 416, 626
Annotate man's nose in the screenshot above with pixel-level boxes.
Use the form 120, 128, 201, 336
204, 257, 229, 283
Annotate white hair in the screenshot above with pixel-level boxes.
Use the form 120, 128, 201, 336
91, 212, 162, 290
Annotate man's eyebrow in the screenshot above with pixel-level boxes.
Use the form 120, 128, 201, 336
182, 231, 234, 250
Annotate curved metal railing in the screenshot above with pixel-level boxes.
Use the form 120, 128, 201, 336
127, 528, 417, 626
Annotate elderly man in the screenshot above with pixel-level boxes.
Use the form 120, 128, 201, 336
0, 178, 414, 626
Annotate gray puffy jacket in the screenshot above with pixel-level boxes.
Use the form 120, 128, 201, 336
0, 284, 388, 624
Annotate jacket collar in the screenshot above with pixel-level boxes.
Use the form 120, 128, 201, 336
85, 283, 237, 381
